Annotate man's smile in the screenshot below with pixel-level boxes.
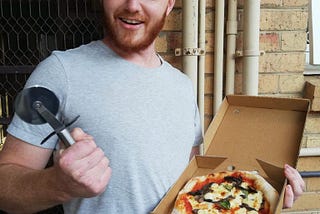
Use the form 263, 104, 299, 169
119, 17, 144, 25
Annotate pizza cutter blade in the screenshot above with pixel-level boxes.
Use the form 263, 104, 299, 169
14, 86, 75, 147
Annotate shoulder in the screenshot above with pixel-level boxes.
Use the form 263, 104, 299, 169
161, 59, 193, 86
52, 40, 108, 60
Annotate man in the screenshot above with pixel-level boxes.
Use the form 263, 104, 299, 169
0, 0, 305, 213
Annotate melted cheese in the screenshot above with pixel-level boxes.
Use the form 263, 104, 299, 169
243, 191, 263, 211
188, 181, 263, 213
204, 183, 233, 201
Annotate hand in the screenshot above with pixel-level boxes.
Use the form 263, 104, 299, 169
283, 164, 305, 208
53, 128, 112, 200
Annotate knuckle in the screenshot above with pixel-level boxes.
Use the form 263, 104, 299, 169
95, 147, 105, 157
85, 178, 105, 195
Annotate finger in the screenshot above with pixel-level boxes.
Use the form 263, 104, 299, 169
71, 147, 107, 177
283, 184, 294, 208
53, 140, 67, 163
58, 140, 98, 170
284, 164, 305, 199
74, 158, 112, 195
53, 148, 65, 163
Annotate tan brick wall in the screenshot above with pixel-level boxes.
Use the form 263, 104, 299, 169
159, 1, 319, 211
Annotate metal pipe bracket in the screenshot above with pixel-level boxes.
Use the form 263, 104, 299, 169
235, 50, 265, 58
175, 48, 206, 56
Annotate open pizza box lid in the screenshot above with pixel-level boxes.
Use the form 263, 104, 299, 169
152, 95, 309, 214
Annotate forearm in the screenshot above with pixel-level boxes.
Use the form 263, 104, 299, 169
0, 164, 70, 214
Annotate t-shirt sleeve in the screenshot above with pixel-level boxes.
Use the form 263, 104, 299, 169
7, 53, 68, 149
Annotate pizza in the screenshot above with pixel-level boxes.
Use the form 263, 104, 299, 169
172, 171, 279, 214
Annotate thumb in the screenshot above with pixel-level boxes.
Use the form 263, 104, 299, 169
70, 127, 94, 142
283, 184, 294, 208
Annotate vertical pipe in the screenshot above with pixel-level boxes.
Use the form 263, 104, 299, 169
213, 0, 225, 114
225, 0, 238, 95
198, 0, 206, 155
198, 0, 206, 135
242, 0, 260, 95
182, 0, 198, 98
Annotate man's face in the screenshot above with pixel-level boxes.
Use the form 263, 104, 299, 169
102, 0, 174, 52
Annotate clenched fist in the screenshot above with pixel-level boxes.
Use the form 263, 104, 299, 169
53, 128, 112, 200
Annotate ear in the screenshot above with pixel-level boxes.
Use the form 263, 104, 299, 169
166, 0, 176, 16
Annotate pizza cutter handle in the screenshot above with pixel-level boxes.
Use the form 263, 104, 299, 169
57, 129, 75, 147
33, 101, 75, 148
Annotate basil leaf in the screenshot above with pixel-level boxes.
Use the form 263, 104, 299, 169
223, 184, 233, 191
219, 200, 231, 209
241, 189, 249, 198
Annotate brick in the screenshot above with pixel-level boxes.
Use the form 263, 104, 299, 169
260, 33, 281, 52
238, 0, 282, 7
204, 95, 213, 115
260, 10, 308, 31
261, 0, 282, 7
238, 0, 309, 9
205, 32, 215, 53
297, 157, 320, 171
204, 75, 213, 95
205, 0, 213, 8
260, 52, 305, 73
279, 74, 304, 93
305, 177, 320, 192
311, 99, 320, 112
236, 32, 282, 52
174, 0, 182, 8
304, 115, 320, 134
300, 135, 308, 148
205, 9, 214, 31
174, 0, 214, 8
166, 32, 182, 53
163, 9, 182, 31
235, 73, 243, 94
205, 54, 214, 74
259, 74, 279, 94
155, 33, 167, 53
281, 31, 307, 51
306, 135, 320, 148
283, 0, 309, 7
282, 192, 320, 212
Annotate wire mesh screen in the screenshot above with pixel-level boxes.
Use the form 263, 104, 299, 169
0, 0, 104, 140
0, 0, 104, 213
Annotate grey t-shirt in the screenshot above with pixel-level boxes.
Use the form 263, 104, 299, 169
8, 41, 203, 213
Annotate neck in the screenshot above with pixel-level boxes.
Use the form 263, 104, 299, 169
102, 38, 161, 68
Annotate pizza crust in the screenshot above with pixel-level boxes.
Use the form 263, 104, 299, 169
172, 171, 279, 214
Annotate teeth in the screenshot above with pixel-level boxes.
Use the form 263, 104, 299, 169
121, 18, 141, 25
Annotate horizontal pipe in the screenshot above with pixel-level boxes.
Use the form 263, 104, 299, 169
299, 171, 320, 178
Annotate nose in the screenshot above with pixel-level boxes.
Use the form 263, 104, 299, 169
126, 0, 142, 13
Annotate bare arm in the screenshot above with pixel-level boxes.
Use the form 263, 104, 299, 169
0, 134, 68, 213
0, 128, 112, 214
189, 145, 200, 161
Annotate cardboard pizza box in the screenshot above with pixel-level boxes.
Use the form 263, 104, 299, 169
303, 81, 320, 112
152, 95, 309, 214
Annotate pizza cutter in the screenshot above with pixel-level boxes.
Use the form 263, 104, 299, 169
14, 86, 76, 147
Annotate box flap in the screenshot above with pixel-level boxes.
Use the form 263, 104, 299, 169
304, 81, 320, 98
152, 95, 309, 214
204, 95, 309, 178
